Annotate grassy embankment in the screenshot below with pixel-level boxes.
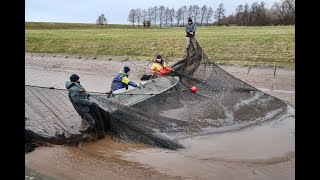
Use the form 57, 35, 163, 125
26, 22, 294, 67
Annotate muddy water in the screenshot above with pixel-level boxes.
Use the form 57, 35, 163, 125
119, 107, 295, 180
25, 136, 182, 180
26, 107, 295, 180
25, 54, 295, 179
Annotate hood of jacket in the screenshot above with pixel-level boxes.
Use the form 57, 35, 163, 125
65, 81, 78, 89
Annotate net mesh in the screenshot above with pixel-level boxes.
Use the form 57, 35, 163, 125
91, 37, 287, 150
25, 38, 287, 150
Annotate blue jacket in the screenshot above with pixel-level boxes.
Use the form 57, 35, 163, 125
111, 70, 137, 91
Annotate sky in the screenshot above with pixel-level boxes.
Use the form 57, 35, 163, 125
26, 0, 280, 24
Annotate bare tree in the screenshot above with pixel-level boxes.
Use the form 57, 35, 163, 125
288, 0, 295, 18
151, 6, 159, 26
235, 5, 244, 25
200, 5, 208, 26
164, 7, 170, 26
142, 9, 151, 27
142, 9, 148, 21
187, 5, 193, 20
205, 7, 214, 26
169, 8, 175, 26
249, 2, 259, 26
175, 7, 183, 26
147, 8, 153, 21
243, 3, 250, 25
138, 1, 294, 28
193, 5, 201, 24
135, 8, 143, 27
181, 6, 187, 26
271, 0, 295, 25
223, 0, 295, 26
158, 5, 165, 27
96, 13, 107, 25
221, 14, 236, 25
255, 2, 269, 25
271, 2, 284, 24
214, 3, 226, 25
128, 9, 137, 26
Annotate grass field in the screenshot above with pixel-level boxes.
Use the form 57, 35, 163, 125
25, 22, 294, 66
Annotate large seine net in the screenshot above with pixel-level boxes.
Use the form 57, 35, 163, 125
24, 38, 287, 150
90, 37, 287, 150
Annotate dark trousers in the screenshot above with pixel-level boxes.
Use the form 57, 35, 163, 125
82, 106, 105, 133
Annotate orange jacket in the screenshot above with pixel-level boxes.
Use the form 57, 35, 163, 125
150, 60, 173, 75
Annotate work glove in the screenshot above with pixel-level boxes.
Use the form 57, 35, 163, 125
154, 71, 158, 76
136, 83, 143, 89
107, 91, 113, 98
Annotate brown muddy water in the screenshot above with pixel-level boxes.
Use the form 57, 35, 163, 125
25, 54, 295, 179
25, 106, 294, 180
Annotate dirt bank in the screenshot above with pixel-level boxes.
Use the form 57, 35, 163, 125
25, 53, 295, 107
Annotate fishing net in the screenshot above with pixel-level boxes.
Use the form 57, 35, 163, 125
90, 37, 287, 150
25, 37, 287, 150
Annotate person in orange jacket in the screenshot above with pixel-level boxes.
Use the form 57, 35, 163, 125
150, 55, 174, 77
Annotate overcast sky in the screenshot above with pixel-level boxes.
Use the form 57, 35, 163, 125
26, 0, 280, 24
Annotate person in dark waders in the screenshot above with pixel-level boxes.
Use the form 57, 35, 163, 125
65, 74, 105, 138
108, 66, 141, 97
185, 17, 198, 57
185, 17, 196, 49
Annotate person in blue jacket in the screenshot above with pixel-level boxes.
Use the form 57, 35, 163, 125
110, 66, 140, 92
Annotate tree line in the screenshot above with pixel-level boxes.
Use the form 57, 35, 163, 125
223, 0, 294, 26
126, 0, 294, 27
